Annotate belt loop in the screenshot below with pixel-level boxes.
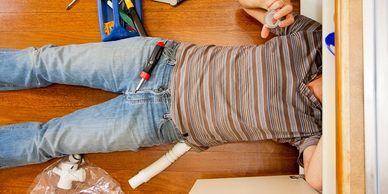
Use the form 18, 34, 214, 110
163, 41, 179, 66
163, 113, 171, 119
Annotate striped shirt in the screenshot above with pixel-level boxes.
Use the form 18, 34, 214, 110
170, 15, 322, 166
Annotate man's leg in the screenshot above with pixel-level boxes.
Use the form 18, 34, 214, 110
0, 92, 183, 168
0, 37, 174, 93
0, 40, 181, 168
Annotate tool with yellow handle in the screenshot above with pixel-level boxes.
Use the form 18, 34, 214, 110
123, 0, 147, 36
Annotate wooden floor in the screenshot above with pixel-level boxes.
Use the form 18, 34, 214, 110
0, 0, 300, 193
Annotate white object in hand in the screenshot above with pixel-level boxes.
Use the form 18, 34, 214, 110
52, 154, 86, 190
128, 142, 191, 189
264, 9, 280, 28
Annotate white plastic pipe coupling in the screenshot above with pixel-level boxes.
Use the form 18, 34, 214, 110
128, 142, 191, 189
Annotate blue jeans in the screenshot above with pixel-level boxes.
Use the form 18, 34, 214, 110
0, 37, 184, 168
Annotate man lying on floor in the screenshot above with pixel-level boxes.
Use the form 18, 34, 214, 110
0, 0, 323, 191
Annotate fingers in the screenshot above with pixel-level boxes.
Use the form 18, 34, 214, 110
279, 14, 294, 27
273, 4, 293, 19
267, 0, 285, 10
261, 26, 270, 38
266, 0, 294, 28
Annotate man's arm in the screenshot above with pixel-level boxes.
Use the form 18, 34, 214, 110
238, 0, 269, 8
303, 137, 322, 191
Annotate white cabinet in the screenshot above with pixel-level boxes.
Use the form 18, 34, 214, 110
189, 175, 319, 194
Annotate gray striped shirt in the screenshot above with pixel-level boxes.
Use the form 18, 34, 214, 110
170, 15, 322, 166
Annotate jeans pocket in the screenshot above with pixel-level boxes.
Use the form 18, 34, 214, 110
157, 117, 184, 144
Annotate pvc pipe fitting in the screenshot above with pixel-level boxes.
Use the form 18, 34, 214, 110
264, 10, 280, 28
128, 142, 191, 189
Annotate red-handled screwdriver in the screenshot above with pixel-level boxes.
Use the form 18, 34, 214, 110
135, 42, 165, 93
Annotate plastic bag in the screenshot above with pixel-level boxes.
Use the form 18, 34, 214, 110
29, 154, 124, 194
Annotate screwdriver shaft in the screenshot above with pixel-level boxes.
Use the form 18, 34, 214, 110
135, 79, 145, 93
66, 0, 79, 10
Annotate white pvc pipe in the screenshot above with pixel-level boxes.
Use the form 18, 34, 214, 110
128, 142, 191, 189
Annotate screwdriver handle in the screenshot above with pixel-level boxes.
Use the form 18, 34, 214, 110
142, 42, 165, 75
136, 42, 165, 93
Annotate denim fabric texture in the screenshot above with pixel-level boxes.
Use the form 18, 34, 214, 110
0, 37, 184, 168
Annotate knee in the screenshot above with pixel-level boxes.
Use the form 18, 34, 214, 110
305, 176, 322, 192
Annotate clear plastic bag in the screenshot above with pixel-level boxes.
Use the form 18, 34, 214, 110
28, 155, 124, 194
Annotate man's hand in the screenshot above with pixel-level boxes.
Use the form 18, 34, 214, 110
261, 0, 294, 38
239, 0, 295, 38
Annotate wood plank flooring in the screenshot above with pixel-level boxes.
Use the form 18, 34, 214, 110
0, 0, 300, 193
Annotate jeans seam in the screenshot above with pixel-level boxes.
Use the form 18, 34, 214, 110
31, 48, 42, 87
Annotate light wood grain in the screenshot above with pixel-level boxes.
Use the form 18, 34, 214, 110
335, 0, 365, 193
0, 0, 300, 193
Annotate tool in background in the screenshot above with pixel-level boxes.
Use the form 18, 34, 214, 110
124, 0, 147, 36
103, 21, 115, 35
66, 0, 79, 10
102, 0, 134, 41
135, 42, 165, 93
153, 0, 185, 6
133, 0, 143, 21
123, 0, 144, 21
106, 0, 137, 31
123, 0, 133, 9
97, 0, 140, 41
